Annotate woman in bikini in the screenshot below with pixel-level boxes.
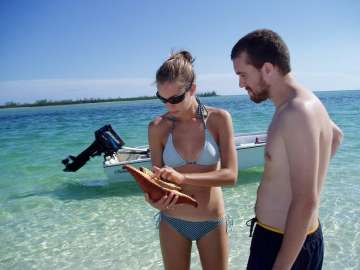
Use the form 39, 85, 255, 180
146, 50, 238, 270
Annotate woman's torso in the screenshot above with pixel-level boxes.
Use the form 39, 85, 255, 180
156, 108, 225, 221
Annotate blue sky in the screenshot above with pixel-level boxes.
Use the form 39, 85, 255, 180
0, 0, 359, 104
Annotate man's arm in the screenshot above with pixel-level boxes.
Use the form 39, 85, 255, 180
330, 120, 343, 157
272, 106, 319, 270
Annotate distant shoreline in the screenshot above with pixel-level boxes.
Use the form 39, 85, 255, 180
0, 91, 218, 109
1, 89, 359, 109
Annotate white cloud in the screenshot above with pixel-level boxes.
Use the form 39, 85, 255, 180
0, 78, 154, 104
295, 71, 360, 91
197, 73, 243, 95
1, 71, 359, 104
198, 71, 360, 93
0, 75, 242, 104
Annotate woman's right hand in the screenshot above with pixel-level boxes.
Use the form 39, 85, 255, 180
144, 192, 178, 211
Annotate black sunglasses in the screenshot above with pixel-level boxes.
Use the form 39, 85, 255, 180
156, 82, 193, 104
156, 90, 187, 104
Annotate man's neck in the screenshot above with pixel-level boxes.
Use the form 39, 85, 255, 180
268, 73, 298, 109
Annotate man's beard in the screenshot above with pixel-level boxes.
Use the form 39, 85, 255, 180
247, 77, 269, 103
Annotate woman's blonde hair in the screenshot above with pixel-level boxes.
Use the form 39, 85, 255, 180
156, 50, 195, 90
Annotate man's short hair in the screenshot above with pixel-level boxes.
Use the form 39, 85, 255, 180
231, 29, 291, 75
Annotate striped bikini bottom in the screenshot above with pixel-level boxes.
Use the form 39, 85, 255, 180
156, 212, 233, 241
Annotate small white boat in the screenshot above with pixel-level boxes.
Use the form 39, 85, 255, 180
104, 132, 266, 182
62, 125, 266, 182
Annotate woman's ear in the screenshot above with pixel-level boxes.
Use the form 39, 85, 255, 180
189, 83, 196, 96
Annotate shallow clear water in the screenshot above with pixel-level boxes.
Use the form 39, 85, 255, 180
0, 91, 359, 269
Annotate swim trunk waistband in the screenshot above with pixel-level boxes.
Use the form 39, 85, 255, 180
246, 217, 319, 237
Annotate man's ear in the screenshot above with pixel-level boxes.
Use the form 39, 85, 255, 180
261, 62, 275, 82
262, 62, 274, 76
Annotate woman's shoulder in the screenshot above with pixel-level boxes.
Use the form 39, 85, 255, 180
206, 106, 232, 121
148, 113, 173, 133
205, 107, 233, 136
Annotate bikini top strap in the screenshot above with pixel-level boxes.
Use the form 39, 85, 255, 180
195, 96, 208, 129
164, 97, 207, 134
164, 115, 176, 133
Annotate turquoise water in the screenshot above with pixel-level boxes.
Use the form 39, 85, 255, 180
0, 91, 359, 269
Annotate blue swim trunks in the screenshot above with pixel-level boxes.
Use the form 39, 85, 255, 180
246, 218, 324, 270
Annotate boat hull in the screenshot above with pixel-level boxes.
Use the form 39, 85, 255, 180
104, 134, 265, 182
236, 144, 265, 170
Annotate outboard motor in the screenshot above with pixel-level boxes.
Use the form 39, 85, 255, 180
62, 124, 125, 172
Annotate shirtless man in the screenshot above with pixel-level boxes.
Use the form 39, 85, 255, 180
231, 29, 343, 269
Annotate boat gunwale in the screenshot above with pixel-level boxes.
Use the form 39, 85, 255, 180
103, 142, 266, 168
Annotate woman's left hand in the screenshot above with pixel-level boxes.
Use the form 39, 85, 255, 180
153, 165, 186, 185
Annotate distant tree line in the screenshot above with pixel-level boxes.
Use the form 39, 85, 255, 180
0, 91, 218, 109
